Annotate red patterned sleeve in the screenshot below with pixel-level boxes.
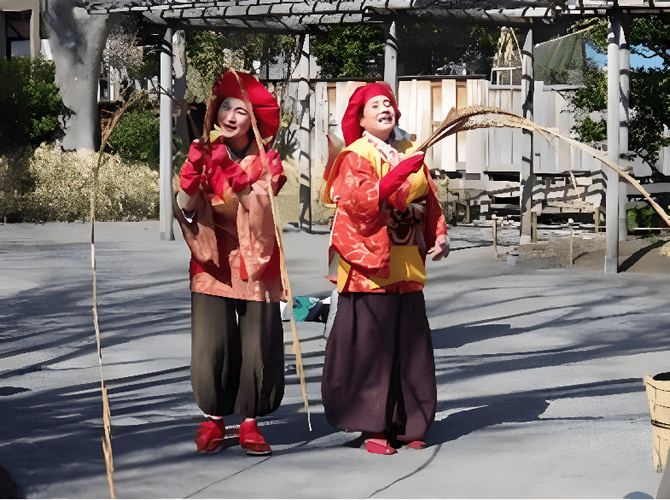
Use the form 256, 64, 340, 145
329, 151, 391, 272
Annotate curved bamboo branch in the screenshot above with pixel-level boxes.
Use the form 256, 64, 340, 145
420, 105, 670, 228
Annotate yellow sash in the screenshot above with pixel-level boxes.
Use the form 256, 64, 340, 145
338, 245, 426, 291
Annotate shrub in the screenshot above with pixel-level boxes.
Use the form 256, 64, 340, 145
6, 143, 160, 223
105, 108, 161, 170
0, 55, 62, 149
0, 146, 36, 222
627, 202, 670, 231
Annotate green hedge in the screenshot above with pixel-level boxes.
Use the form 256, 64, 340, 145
627, 202, 670, 232
0, 55, 62, 149
105, 107, 161, 170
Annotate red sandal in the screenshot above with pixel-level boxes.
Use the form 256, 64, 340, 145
239, 419, 272, 456
195, 419, 226, 453
404, 440, 426, 449
365, 438, 397, 455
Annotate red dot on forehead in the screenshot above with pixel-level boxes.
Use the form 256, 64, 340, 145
383, 99, 391, 107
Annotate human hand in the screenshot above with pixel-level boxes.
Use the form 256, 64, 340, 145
378, 152, 426, 202
188, 140, 208, 173
396, 151, 425, 174
428, 233, 450, 261
180, 140, 210, 196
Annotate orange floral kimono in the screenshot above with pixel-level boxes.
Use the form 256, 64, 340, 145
323, 134, 448, 294
174, 141, 286, 303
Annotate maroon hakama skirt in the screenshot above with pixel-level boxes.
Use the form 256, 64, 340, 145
321, 291, 437, 442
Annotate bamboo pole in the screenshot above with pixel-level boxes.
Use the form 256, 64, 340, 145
91, 90, 149, 499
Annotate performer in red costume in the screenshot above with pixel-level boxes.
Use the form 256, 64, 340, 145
174, 69, 286, 456
321, 82, 450, 455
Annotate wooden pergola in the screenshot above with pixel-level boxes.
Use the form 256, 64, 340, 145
81, 0, 670, 273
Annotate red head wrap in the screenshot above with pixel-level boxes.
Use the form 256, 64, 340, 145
208, 69, 280, 146
340, 82, 401, 146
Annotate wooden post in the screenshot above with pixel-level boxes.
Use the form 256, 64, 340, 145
531, 212, 538, 243
569, 227, 574, 267
492, 215, 499, 257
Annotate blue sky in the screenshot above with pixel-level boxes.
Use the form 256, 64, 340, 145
585, 45, 665, 69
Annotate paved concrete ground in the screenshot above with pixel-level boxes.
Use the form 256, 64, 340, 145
1, 220, 670, 498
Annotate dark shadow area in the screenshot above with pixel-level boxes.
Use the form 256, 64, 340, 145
624, 492, 654, 499
287, 221, 331, 235
0, 464, 22, 499
619, 239, 668, 272
427, 396, 550, 445
428, 377, 643, 447
432, 323, 520, 350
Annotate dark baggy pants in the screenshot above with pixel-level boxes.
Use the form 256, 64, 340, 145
190, 292, 285, 418
321, 291, 437, 442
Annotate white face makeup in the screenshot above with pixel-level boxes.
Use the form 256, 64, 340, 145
359, 95, 396, 142
216, 97, 252, 143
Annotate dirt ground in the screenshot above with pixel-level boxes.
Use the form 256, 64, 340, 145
274, 157, 335, 226
517, 231, 670, 274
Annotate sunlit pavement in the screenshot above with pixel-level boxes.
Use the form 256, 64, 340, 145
0, 220, 667, 498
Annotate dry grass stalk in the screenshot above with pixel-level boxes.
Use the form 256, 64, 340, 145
418, 105, 670, 227
227, 70, 312, 430
92, 90, 150, 499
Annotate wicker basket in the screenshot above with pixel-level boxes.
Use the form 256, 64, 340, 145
644, 373, 670, 472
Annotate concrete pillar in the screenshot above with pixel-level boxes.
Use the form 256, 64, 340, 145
159, 27, 174, 241
297, 35, 312, 232
384, 21, 398, 92
618, 14, 630, 242
519, 29, 534, 245
605, 15, 621, 273
29, 3, 39, 59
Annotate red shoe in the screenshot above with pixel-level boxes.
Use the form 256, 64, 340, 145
405, 440, 426, 449
365, 438, 397, 455
195, 419, 226, 453
239, 419, 272, 456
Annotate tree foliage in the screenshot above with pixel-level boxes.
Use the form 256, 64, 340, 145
0, 55, 62, 150
397, 21, 500, 76
571, 16, 670, 174
185, 30, 298, 102
310, 22, 499, 79
102, 15, 160, 100
105, 107, 161, 170
311, 25, 385, 78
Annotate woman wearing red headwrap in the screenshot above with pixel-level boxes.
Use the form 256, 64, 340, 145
321, 82, 450, 455
174, 69, 286, 456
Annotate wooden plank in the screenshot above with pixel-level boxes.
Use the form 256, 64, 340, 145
313, 81, 329, 199
416, 80, 432, 150
441, 79, 457, 172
